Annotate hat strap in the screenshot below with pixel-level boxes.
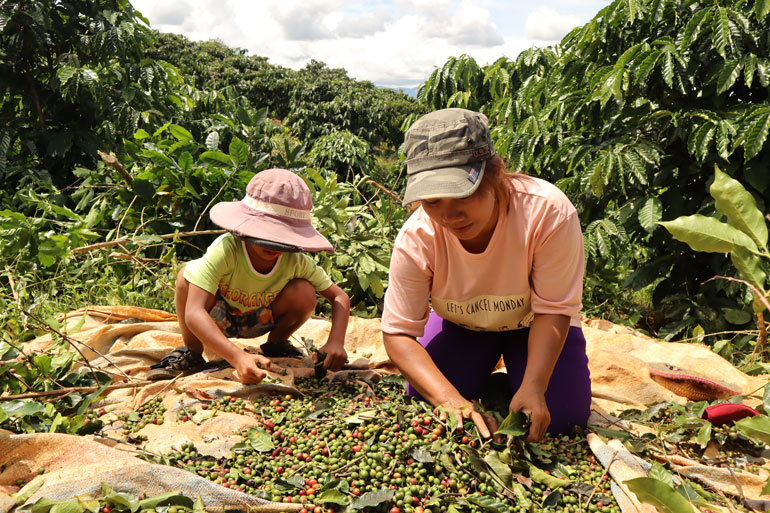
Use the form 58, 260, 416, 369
241, 195, 311, 220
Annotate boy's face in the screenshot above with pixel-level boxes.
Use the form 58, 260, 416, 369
245, 243, 284, 271
252, 245, 282, 262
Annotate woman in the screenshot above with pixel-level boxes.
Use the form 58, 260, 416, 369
381, 108, 591, 442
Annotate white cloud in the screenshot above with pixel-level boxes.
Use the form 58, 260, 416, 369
129, 0, 593, 90
333, 7, 394, 38
524, 6, 581, 41
443, 3, 504, 47
268, 0, 346, 41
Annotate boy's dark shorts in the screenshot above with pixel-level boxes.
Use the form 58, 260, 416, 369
209, 295, 276, 338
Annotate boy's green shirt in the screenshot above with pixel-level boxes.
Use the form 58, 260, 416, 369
184, 233, 333, 313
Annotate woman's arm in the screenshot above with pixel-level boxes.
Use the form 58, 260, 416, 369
383, 332, 497, 438
509, 313, 570, 442
318, 283, 351, 370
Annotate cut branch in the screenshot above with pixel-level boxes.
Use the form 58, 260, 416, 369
19, 307, 102, 384
98, 150, 133, 187
72, 229, 225, 254
0, 381, 152, 401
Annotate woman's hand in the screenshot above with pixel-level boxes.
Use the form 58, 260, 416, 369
437, 396, 499, 439
509, 386, 550, 442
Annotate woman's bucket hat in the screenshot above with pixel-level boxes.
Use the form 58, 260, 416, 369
210, 168, 333, 252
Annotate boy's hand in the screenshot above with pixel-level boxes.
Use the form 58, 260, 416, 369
233, 352, 272, 384
318, 340, 347, 371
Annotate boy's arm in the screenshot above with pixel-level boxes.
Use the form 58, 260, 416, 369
185, 283, 272, 384
317, 283, 350, 370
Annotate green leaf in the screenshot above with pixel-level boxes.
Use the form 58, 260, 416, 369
735, 415, 770, 444
178, 151, 193, 173
57, 66, 78, 86
680, 7, 712, 51
484, 452, 513, 487
205, 131, 220, 151
712, 7, 732, 59
75, 495, 99, 513
744, 112, 770, 162
141, 149, 175, 166
762, 474, 770, 496
717, 60, 742, 94
343, 410, 376, 424
411, 448, 434, 463
466, 494, 510, 513
315, 489, 349, 506
626, 477, 695, 513
137, 492, 193, 510
543, 490, 563, 508
723, 308, 753, 325
168, 124, 193, 142
638, 197, 663, 232
199, 151, 233, 167
696, 422, 712, 447
103, 493, 139, 512
710, 165, 768, 247
496, 410, 529, 437
658, 215, 758, 254
689, 123, 715, 161
349, 489, 394, 510
528, 463, 571, 488
648, 462, 675, 486
730, 247, 767, 296
50, 503, 85, 513
228, 137, 249, 167
132, 178, 155, 201
27, 498, 59, 513
756, 0, 770, 22
247, 427, 275, 452
3, 400, 46, 417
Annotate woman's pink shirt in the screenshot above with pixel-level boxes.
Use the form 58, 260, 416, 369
381, 174, 584, 338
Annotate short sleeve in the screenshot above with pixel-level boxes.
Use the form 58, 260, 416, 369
529, 211, 584, 318
296, 254, 334, 292
381, 233, 433, 338
183, 234, 235, 295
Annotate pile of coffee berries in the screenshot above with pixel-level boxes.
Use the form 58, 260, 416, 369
206, 395, 248, 415
161, 377, 622, 513
177, 406, 197, 423
118, 396, 166, 433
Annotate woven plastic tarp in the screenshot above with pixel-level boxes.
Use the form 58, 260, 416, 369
3, 306, 770, 513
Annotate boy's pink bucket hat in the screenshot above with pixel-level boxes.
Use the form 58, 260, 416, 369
210, 168, 333, 252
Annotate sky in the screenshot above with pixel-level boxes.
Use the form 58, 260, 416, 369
130, 0, 610, 93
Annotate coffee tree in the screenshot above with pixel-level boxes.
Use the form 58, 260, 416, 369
418, 0, 770, 343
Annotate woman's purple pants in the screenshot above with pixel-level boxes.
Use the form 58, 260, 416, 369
406, 312, 592, 434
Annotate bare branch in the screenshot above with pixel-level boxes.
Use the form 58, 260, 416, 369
98, 150, 133, 187
72, 229, 225, 254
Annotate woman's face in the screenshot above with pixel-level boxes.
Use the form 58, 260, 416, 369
420, 186, 499, 252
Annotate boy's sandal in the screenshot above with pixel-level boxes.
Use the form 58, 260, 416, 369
260, 340, 305, 359
147, 346, 207, 381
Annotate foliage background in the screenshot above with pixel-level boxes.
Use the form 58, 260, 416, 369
2, 0, 770, 371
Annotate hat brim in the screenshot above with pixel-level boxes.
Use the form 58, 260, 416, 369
402, 160, 486, 205
240, 236, 302, 253
210, 201, 333, 253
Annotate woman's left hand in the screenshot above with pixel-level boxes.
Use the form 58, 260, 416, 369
509, 386, 550, 443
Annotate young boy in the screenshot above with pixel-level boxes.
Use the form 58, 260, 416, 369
148, 168, 350, 384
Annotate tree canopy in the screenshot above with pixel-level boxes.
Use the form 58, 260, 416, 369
418, 0, 770, 341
